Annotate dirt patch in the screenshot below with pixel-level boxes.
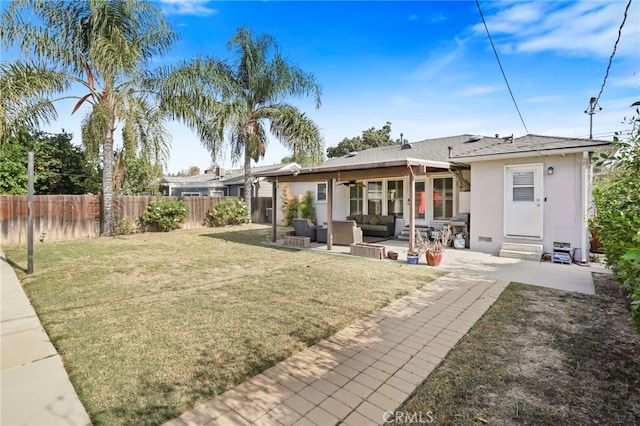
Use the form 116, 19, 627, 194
396, 272, 640, 425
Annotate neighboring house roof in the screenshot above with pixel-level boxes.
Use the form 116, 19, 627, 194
450, 134, 611, 161
160, 163, 300, 188
221, 163, 300, 186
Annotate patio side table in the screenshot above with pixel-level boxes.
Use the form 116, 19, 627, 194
316, 227, 327, 243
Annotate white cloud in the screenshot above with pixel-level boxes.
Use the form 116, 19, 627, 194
411, 37, 467, 80
474, 1, 640, 58
408, 14, 418, 21
427, 13, 446, 24
455, 85, 500, 97
159, 0, 217, 17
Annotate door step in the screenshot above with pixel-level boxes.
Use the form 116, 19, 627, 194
398, 227, 430, 241
499, 243, 543, 261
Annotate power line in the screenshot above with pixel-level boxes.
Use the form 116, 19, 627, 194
595, 0, 632, 105
475, 0, 530, 135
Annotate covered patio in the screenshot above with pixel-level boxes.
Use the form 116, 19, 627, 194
257, 158, 467, 254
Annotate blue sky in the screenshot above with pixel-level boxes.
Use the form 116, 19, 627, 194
12, 0, 640, 173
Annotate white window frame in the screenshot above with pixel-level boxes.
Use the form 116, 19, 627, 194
316, 182, 327, 203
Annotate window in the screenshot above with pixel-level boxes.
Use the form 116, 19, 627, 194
414, 181, 426, 220
387, 180, 403, 218
349, 185, 363, 215
512, 171, 535, 202
433, 177, 453, 220
316, 183, 327, 202
367, 181, 383, 214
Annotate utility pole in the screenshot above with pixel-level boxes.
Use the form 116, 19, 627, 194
584, 97, 601, 140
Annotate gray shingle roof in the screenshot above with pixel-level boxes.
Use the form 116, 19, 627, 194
451, 134, 611, 159
161, 163, 299, 186
321, 134, 611, 166
322, 134, 503, 166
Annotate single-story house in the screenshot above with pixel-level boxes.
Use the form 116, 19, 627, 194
256, 134, 611, 263
159, 163, 300, 198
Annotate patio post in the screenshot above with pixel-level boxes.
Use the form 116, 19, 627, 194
409, 166, 416, 253
327, 178, 333, 250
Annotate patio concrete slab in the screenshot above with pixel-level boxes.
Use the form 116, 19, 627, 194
1, 249, 91, 426
304, 239, 606, 295
164, 274, 509, 425
434, 248, 599, 294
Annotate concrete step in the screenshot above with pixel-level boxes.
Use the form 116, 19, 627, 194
499, 243, 543, 261
501, 243, 543, 254
499, 249, 542, 261
398, 228, 429, 241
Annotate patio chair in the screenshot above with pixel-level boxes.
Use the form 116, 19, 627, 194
293, 218, 317, 242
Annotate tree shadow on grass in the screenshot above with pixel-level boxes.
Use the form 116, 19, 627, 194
198, 227, 296, 252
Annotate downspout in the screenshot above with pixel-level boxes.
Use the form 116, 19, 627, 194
271, 178, 278, 242
408, 165, 416, 254
580, 151, 589, 263
327, 178, 333, 250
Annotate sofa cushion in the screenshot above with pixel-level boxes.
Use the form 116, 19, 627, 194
360, 224, 388, 232
377, 215, 394, 224
369, 215, 380, 225
347, 214, 363, 224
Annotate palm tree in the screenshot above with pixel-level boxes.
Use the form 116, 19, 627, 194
154, 27, 324, 213
0, 62, 70, 144
0, 0, 176, 234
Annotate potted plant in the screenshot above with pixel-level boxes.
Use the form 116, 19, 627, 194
406, 230, 428, 264
415, 227, 452, 266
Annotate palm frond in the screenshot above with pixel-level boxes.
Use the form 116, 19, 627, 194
266, 104, 324, 165
0, 61, 70, 142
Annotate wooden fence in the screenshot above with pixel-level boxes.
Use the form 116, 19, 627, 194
0, 195, 272, 246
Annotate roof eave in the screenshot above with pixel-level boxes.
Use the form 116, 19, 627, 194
452, 144, 611, 162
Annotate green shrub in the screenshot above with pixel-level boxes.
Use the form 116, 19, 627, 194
113, 217, 139, 235
139, 198, 189, 232
299, 190, 316, 224
593, 101, 640, 332
207, 198, 249, 226
280, 185, 316, 226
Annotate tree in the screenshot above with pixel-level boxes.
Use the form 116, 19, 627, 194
153, 27, 323, 213
113, 151, 162, 195
0, 130, 101, 195
1, 0, 176, 234
326, 122, 405, 158
592, 101, 640, 331
0, 63, 69, 144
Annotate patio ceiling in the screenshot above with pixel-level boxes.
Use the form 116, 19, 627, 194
255, 158, 465, 183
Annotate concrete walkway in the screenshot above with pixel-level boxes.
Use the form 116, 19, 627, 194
165, 274, 509, 426
1, 249, 91, 426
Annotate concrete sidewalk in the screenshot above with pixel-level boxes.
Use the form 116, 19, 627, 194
1, 249, 91, 426
165, 274, 509, 426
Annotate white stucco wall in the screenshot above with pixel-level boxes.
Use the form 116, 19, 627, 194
469, 153, 586, 255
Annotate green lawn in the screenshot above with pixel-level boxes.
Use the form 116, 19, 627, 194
5, 224, 441, 425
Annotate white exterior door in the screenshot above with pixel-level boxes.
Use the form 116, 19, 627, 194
504, 164, 543, 238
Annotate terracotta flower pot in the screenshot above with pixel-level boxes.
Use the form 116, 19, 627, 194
426, 252, 443, 266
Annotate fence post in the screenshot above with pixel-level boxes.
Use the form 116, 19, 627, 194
27, 152, 34, 274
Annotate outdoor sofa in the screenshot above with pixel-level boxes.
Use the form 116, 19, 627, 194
331, 220, 363, 245
293, 218, 317, 242
346, 214, 396, 238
